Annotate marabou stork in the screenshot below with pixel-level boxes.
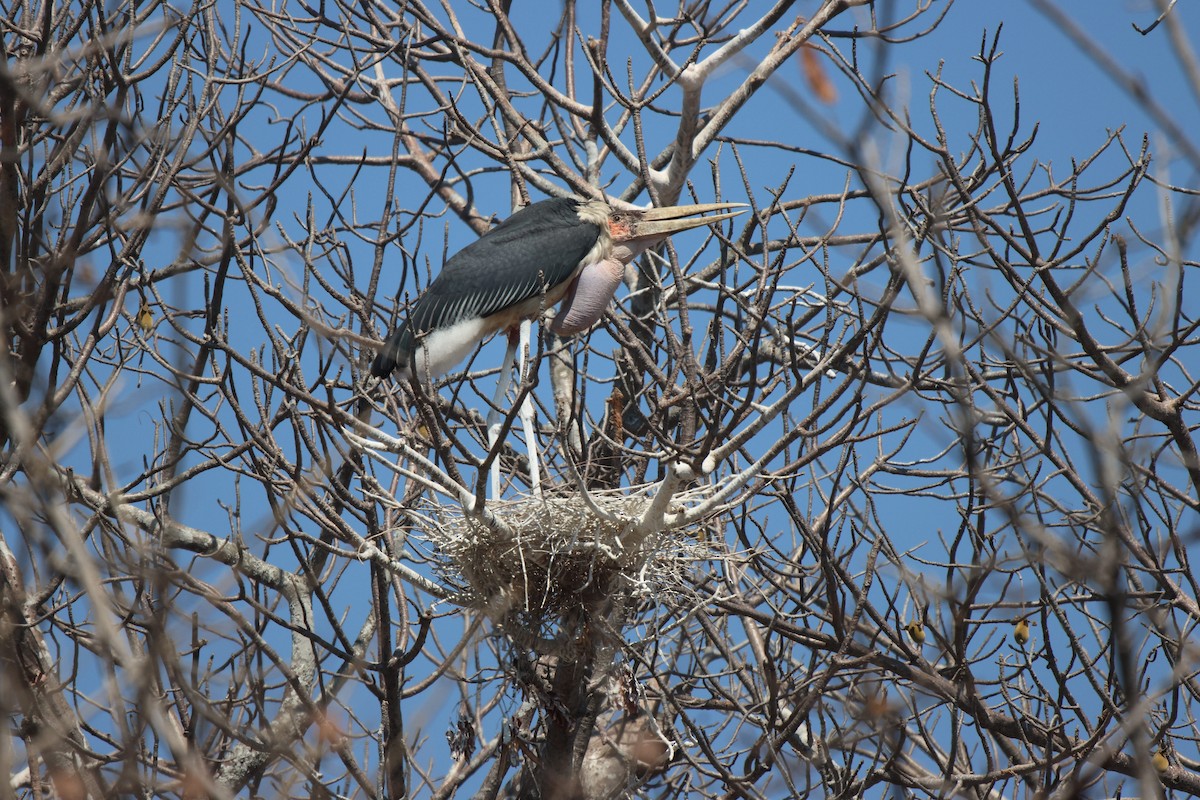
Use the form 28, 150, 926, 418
370, 196, 743, 495
371, 197, 743, 380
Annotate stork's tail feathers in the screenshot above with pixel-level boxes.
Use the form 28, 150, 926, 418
371, 324, 411, 378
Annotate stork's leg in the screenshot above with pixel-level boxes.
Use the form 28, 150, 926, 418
486, 330, 520, 499
516, 318, 542, 498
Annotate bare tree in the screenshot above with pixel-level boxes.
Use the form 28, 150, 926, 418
2, 1, 1198, 799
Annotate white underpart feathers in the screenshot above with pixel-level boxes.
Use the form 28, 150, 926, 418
404, 316, 491, 380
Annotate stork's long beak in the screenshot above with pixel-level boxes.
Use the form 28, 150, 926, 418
620, 202, 746, 241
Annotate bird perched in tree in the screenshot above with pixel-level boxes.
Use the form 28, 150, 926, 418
370, 197, 743, 380
903, 620, 925, 645
1012, 618, 1031, 647
1152, 748, 1170, 772
136, 301, 154, 334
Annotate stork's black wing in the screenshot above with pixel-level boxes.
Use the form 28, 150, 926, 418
372, 198, 602, 377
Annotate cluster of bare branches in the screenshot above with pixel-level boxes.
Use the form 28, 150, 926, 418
2, 0, 1198, 798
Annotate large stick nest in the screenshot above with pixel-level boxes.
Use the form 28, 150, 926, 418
414, 485, 720, 624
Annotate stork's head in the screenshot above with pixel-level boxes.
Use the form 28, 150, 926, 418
550, 200, 746, 336
601, 202, 746, 262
